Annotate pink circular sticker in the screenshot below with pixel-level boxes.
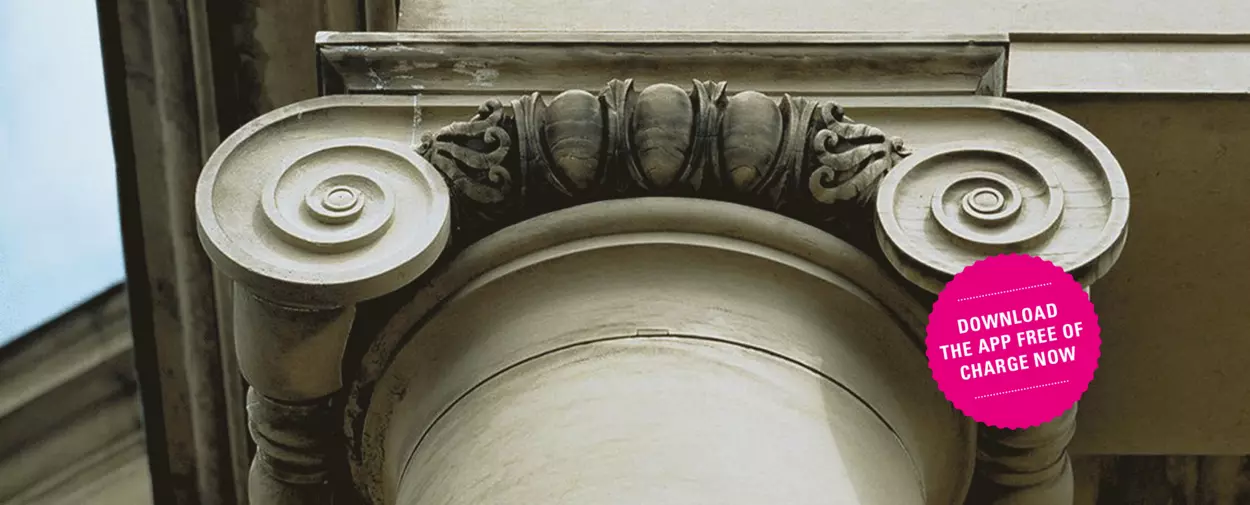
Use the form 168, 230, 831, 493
927, 254, 1100, 429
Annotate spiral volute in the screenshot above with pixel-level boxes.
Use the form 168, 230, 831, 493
875, 139, 1127, 293
197, 136, 451, 306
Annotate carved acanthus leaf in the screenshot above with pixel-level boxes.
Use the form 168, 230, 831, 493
806, 102, 910, 206
417, 100, 516, 223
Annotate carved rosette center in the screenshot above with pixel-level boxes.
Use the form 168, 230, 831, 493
313, 184, 363, 219
932, 170, 1031, 238
966, 187, 1006, 216
263, 148, 402, 254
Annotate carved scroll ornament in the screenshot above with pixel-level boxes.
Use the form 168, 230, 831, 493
875, 138, 1128, 294
193, 87, 1129, 505
418, 79, 908, 239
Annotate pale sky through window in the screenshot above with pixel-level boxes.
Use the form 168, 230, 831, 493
0, 0, 125, 343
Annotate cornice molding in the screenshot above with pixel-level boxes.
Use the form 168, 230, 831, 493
316, 30, 1250, 97
316, 31, 1007, 97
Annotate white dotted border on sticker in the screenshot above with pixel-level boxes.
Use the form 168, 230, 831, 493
957, 282, 1053, 302
974, 380, 1070, 400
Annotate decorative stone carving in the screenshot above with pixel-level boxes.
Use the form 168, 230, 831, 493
196, 103, 454, 505
192, 92, 1128, 505
875, 117, 1129, 294
198, 134, 451, 306
417, 79, 909, 240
